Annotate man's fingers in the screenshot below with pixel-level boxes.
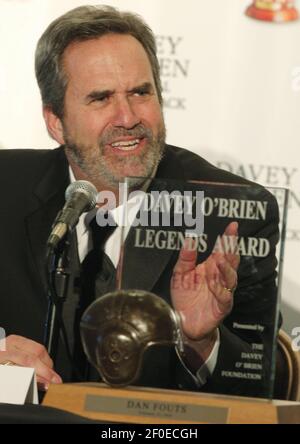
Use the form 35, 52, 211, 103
217, 256, 237, 291
173, 237, 198, 274
215, 222, 240, 269
2, 335, 61, 385
6, 335, 53, 368
208, 279, 234, 314
224, 221, 238, 237
37, 376, 52, 392
0, 349, 62, 384
206, 256, 236, 314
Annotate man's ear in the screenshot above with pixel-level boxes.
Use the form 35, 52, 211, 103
43, 106, 65, 145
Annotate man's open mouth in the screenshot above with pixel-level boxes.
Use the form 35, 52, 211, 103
110, 138, 143, 152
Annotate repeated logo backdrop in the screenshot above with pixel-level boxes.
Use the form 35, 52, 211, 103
0, 0, 300, 333
246, 0, 299, 22
157, 35, 190, 111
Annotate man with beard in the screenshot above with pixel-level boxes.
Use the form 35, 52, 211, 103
0, 5, 278, 398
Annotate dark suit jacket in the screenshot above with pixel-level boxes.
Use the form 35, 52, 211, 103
0, 145, 279, 397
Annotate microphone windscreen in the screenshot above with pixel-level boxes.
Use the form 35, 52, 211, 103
65, 180, 97, 211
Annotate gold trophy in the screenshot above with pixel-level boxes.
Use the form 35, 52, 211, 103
246, 0, 299, 22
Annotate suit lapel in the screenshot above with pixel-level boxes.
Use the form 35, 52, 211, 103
120, 225, 175, 292
24, 148, 69, 292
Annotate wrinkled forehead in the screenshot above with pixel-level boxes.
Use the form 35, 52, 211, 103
61, 34, 154, 86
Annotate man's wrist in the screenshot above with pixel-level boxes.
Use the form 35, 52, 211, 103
181, 329, 218, 374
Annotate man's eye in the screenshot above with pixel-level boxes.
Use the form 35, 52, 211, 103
134, 90, 149, 97
93, 96, 108, 102
89, 95, 110, 104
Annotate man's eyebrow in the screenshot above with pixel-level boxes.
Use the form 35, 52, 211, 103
128, 82, 154, 94
85, 89, 113, 102
85, 82, 154, 102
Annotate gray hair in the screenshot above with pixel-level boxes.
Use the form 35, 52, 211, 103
35, 5, 162, 119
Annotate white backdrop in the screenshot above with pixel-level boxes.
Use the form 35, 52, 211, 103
0, 0, 299, 333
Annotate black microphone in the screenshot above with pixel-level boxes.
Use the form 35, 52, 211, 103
47, 180, 97, 249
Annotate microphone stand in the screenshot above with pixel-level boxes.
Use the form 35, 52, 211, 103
44, 235, 71, 364
43, 180, 97, 367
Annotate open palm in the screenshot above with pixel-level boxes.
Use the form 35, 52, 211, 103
171, 222, 240, 340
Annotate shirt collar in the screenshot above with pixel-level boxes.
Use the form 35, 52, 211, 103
68, 165, 157, 232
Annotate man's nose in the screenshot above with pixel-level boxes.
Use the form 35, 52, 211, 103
112, 96, 141, 128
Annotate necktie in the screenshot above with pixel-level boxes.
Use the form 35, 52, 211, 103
81, 214, 117, 300
73, 215, 117, 380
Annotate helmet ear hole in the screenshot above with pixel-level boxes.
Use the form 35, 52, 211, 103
80, 290, 182, 387
95, 325, 141, 386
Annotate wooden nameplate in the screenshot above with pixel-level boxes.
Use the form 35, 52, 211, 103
42, 383, 300, 424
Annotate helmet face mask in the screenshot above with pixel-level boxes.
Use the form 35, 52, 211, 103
80, 290, 182, 387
